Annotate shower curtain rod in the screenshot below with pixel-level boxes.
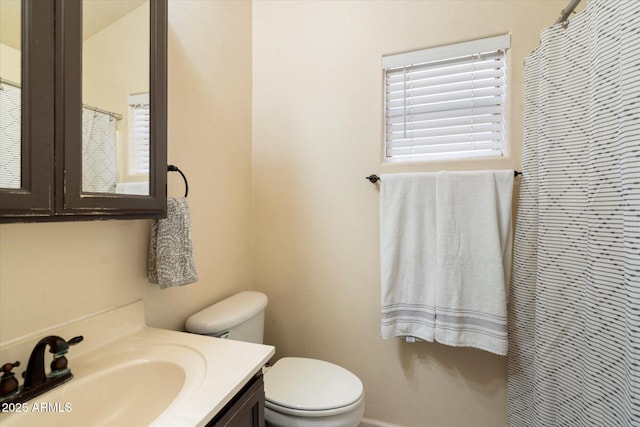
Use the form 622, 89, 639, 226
82, 105, 123, 121
0, 77, 123, 121
555, 0, 583, 24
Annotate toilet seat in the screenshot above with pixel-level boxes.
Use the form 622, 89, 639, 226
265, 393, 364, 418
264, 357, 364, 417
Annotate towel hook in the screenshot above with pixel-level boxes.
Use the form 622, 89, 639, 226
167, 164, 189, 197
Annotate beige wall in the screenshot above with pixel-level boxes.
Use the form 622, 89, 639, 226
0, 0, 253, 345
0, 44, 20, 83
251, 1, 571, 426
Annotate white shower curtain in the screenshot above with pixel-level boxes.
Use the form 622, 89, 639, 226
82, 108, 118, 193
508, 1, 640, 426
0, 84, 21, 189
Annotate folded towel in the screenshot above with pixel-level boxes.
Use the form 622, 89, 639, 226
434, 170, 513, 355
148, 197, 198, 289
115, 181, 149, 195
380, 173, 439, 342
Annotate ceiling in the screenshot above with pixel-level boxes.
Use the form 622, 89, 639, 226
0, 0, 146, 51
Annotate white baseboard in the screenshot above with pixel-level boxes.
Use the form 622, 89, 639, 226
360, 418, 406, 427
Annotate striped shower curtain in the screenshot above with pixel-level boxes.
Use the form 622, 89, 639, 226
508, 1, 640, 426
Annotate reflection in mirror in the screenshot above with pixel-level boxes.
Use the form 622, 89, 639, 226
0, 0, 21, 189
82, 0, 150, 195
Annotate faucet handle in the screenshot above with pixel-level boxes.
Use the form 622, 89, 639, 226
1, 361, 20, 374
0, 361, 21, 398
49, 336, 84, 376
67, 336, 84, 346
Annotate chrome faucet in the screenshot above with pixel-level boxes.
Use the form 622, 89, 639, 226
0, 335, 83, 404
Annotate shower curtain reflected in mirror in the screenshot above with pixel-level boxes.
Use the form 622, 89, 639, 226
0, 83, 21, 189
508, 1, 640, 426
0, 85, 121, 194
82, 108, 117, 193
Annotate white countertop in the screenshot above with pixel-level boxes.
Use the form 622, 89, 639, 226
0, 301, 275, 427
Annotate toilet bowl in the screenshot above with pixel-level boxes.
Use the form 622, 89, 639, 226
185, 291, 365, 427
264, 357, 364, 427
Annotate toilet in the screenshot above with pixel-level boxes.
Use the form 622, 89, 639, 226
185, 291, 365, 427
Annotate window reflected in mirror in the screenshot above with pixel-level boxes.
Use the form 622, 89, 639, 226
82, 0, 150, 196
0, 0, 22, 189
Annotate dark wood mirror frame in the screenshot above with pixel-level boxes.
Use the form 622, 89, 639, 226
0, 0, 167, 223
0, 0, 55, 218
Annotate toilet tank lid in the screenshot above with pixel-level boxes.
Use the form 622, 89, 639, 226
186, 291, 268, 334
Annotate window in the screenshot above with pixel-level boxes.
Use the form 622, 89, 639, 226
128, 93, 150, 175
383, 34, 510, 162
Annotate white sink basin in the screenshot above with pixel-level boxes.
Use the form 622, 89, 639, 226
2, 359, 186, 427
63, 360, 185, 426
0, 302, 275, 427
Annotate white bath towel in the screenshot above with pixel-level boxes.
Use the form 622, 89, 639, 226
148, 197, 198, 289
434, 170, 513, 355
115, 181, 149, 195
380, 173, 439, 341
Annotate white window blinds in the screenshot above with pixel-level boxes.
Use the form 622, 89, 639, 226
128, 93, 150, 175
383, 34, 510, 162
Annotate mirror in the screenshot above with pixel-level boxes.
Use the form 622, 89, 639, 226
0, 0, 21, 189
0, 0, 165, 222
81, 0, 150, 196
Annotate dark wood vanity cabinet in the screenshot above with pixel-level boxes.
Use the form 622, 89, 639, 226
0, 0, 167, 222
207, 373, 266, 427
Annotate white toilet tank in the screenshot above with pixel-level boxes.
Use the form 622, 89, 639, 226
185, 291, 268, 343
